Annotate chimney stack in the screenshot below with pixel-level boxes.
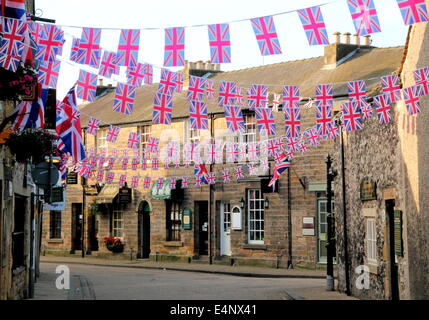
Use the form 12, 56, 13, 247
98, 78, 103, 86
333, 32, 341, 44
363, 35, 371, 46
343, 32, 351, 44
353, 34, 360, 45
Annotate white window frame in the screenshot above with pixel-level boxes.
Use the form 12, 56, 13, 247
247, 189, 265, 244
242, 113, 257, 144
138, 124, 152, 157
184, 121, 201, 144
222, 203, 231, 233
113, 211, 124, 238
97, 128, 108, 154
366, 218, 377, 264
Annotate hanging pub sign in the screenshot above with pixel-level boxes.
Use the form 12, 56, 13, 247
182, 207, 192, 230
394, 210, 403, 257
50, 186, 64, 203
83, 185, 99, 196
119, 185, 132, 204
360, 177, 377, 201
66, 170, 78, 185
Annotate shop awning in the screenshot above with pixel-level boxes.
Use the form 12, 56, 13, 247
95, 185, 119, 204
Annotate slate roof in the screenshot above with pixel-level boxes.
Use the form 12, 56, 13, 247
79, 46, 404, 127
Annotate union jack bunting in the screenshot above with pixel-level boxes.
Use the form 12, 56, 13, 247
284, 108, 301, 139
175, 72, 184, 94
0, 52, 21, 72
2, 0, 26, 19
268, 157, 291, 189
325, 121, 340, 140
38, 60, 60, 88
77, 70, 97, 102
271, 93, 281, 112
226, 142, 237, 163
315, 105, 333, 136
0, 18, 25, 70
247, 142, 259, 161
119, 174, 127, 187
305, 128, 321, 147
11, 85, 47, 131
234, 166, 245, 180
117, 29, 140, 67
189, 100, 208, 130
235, 86, 245, 106
237, 143, 247, 162
267, 139, 280, 157
142, 63, 153, 85
374, 94, 392, 125
143, 177, 151, 189
122, 149, 129, 158
96, 170, 104, 182
222, 169, 231, 183
128, 132, 140, 149
29, 21, 43, 45
396, 0, 429, 25
282, 85, 300, 109
403, 85, 423, 115
35, 23, 64, 61
316, 84, 333, 107
99, 51, 119, 78
204, 143, 216, 165
106, 157, 115, 170
360, 101, 373, 119
247, 84, 268, 109
76, 27, 101, 68
70, 37, 80, 62
106, 172, 115, 184
413, 67, 429, 96
224, 106, 245, 133
131, 176, 139, 189
187, 76, 207, 101
112, 148, 118, 158
194, 174, 202, 187
166, 141, 180, 160
205, 79, 215, 100
218, 81, 237, 106
248, 163, 257, 175
141, 158, 147, 170
121, 157, 129, 170
157, 68, 178, 96
86, 117, 100, 135
297, 6, 329, 45
207, 172, 216, 185
381, 75, 402, 102
106, 125, 120, 143
164, 27, 185, 67
147, 137, 160, 154
341, 101, 363, 132
255, 107, 276, 136
215, 143, 224, 164
152, 158, 159, 170
347, 0, 381, 36
113, 83, 136, 115
181, 177, 189, 189
261, 157, 270, 172
348, 80, 367, 102
250, 16, 282, 56
152, 92, 173, 125
208, 23, 231, 64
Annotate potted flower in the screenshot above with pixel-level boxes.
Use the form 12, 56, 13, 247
103, 236, 125, 253
0, 62, 38, 101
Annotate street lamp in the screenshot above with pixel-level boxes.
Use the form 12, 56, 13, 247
264, 197, 269, 209
240, 198, 245, 208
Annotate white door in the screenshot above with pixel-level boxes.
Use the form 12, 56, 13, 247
220, 203, 232, 256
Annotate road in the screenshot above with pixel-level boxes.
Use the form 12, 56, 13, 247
31, 262, 326, 300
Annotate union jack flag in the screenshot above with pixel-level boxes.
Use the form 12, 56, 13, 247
70, 37, 80, 62
96, 170, 104, 182
282, 85, 300, 109
141, 158, 147, 170
29, 21, 43, 46
175, 72, 184, 93
12, 85, 47, 131
234, 166, 244, 180
147, 137, 159, 154
119, 174, 127, 187
224, 106, 245, 133
235, 86, 245, 106
360, 101, 373, 119
268, 156, 291, 189
250, 16, 282, 56
341, 101, 363, 131
164, 27, 185, 67
237, 143, 247, 162
222, 169, 231, 183
152, 158, 159, 170
271, 93, 281, 112
226, 142, 237, 163
99, 51, 119, 78
347, 0, 381, 36
403, 85, 423, 115
189, 100, 208, 130
142, 63, 153, 85
194, 164, 209, 184
316, 84, 333, 107
305, 128, 321, 147
2, 0, 26, 19
106, 172, 115, 184
247, 142, 259, 161
131, 176, 139, 189
181, 176, 189, 189
152, 92, 173, 125
206, 172, 216, 185
205, 79, 215, 100
348, 80, 367, 102
86, 117, 100, 135
76, 27, 101, 68
38, 59, 61, 88
106, 157, 115, 170
0, 51, 21, 72
255, 107, 276, 136
381, 74, 402, 102
107, 125, 120, 143
121, 157, 128, 170
35, 23, 64, 61
218, 81, 237, 106
327, 121, 340, 140
208, 23, 231, 64
0, 17, 25, 70
315, 105, 333, 136
374, 94, 392, 125
113, 83, 136, 115
413, 67, 429, 96
77, 70, 97, 102
267, 139, 280, 157
117, 29, 140, 67
297, 6, 329, 45
247, 84, 268, 109
143, 177, 151, 189
396, 0, 429, 25
187, 76, 207, 101
204, 143, 216, 165
284, 108, 301, 139
128, 132, 140, 149
157, 68, 178, 96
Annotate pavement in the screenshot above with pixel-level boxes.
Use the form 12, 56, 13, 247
38, 255, 358, 300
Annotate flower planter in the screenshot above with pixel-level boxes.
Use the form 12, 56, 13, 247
107, 243, 124, 253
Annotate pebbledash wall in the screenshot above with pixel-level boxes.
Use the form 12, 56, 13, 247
333, 7, 429, 300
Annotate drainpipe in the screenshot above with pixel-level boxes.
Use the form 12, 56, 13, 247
81, 132, 87, 258
208, 115, 214, 264
287, 165, 293, 269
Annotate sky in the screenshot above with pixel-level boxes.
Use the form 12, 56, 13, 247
34, 0, 410, 100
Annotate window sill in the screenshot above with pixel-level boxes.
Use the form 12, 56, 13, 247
242, 244, 267, 250
47, 239, 63, 243
164, 241, 183, 247
365, 262, 378, 274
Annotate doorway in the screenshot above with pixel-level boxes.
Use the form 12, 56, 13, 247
220, 203, 232, 256
138, 201, 151, 259
386, 200, 400, 300
71, 203, 82, 252
195, 201, 209, 256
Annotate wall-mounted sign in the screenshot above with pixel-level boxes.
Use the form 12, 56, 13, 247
50, 187, 64, 203
394, 210, 403, 257
231, 206, 242, 230
360, 177, 377, 201
66, 171, 78, 185
302, 217, 315, 236
182, 207, 192, 230
83, 185, 99, 196
151, 179, 171, 200
119, 186, 132, 204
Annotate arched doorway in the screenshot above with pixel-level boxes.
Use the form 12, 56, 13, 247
138, 201, 151, 259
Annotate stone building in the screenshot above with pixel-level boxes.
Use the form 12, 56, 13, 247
42, 37, 403, 270
333, 4, 429, 300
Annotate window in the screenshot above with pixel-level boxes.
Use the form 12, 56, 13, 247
223, 203, 231, 232
184, 120, 201, 145
243, 113, 257, 144
12, 196, 26, 270
113, 211, 124, 238
247, 189, 264, 244
139, 125, 152, 156
366, 218, 377, 264
97, 128, 108, 154
167, 201, 181, 241
50, 211, 62, 239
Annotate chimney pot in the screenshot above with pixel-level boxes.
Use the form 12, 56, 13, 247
333, 32, 341, 44
343, 32, 351, 45
353, 34, 360, 45
98, 78, 103, 86
363, 35, 371, 46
